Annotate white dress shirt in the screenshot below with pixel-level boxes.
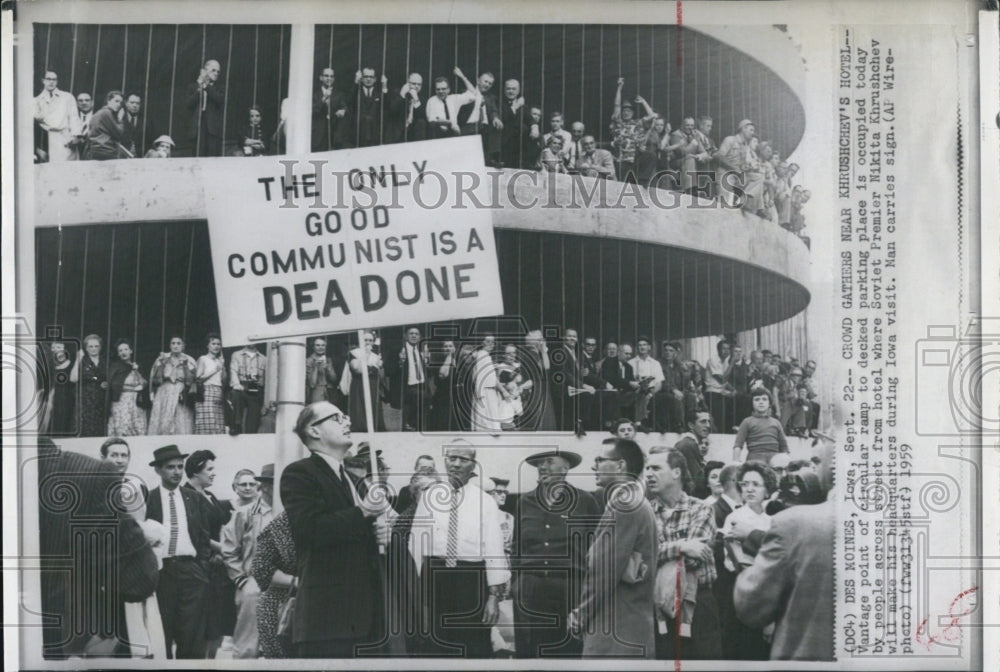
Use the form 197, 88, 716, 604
628, 356, 665, 384
426, 90, 478, 125
409, 480, 510, 586
159, 486, 198, 558
406, 343, 425, 385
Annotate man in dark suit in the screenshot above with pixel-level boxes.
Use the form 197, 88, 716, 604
386, 73, 426, 144
580, 335, 618, 430
349, 66, 388, 147
145, 444, 213, 659
549, 329, 596, 431
119, 93, 142, 157
312, 67, 348, 152
38, 438, 158, 659
599, 342, 638, 420
280, 401, 392, 658
500, 79, 533, 168
185, 59, 224, 157
673, 409, 713, 498
459, 72, 502, 165
391, 326, 429, 431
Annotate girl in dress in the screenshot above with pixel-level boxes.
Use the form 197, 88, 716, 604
147, 336, 197, 435
107, 338, 148, 437
194, 333, 227, 434
70, 334, 108, 437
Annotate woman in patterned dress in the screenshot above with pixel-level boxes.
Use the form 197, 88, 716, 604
194, 333, 227, 434
250, 512, 296, 659
107, 338, 148, 437
147, 336, 197, 435
70, 334, 108, 437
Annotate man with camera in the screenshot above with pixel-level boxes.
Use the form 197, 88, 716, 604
230, 344, 266, 435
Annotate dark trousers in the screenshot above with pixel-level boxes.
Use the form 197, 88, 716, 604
652, 391, 685, 433
654, 583, 723, 660
421, 558, 492, 658
231, 389, 262, 434
513, 572, 583, 658
591, 390, 620, 432
706, 392, 736, 433
402, 383, 426, 431
156, 557, 208, 659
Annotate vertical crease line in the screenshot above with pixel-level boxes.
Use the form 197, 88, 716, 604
122, 25, 128, 91
54, 229, 64, 325
69, 25, 78, 94
92, 25, 102, 101
79, 229, 90, 337
160, 228, 168, 348
142, 25, 153, 154
133, 227, 141, 348
222, 25, 233, 156
168, 26, 178, 137
105, 228, 117, 352
182, 227, 195, 340
252, 25, 259, 106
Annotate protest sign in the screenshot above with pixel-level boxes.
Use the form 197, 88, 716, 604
202, 135, 503, 342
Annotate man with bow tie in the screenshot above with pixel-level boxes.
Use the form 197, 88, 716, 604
33, 71, 81, 162
312, 67, 348, 151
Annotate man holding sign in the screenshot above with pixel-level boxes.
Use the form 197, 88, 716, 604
280, 401, 393, 658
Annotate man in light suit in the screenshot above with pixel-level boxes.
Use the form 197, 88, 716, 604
221, 465, 275, 658
280, 401, 392, 658
733, 453, 834, 660
145, 445, 213, 659
570, 439, 656, 658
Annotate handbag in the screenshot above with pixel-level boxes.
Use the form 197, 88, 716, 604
276, 578, 298, 645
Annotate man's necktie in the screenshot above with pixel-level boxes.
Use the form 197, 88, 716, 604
338, 464, 354, 503
443, 100, 450, 121
445, 486, 460, 567
168, 490, 179, 556
413, 345, 424, 383
406, 98, 414, 127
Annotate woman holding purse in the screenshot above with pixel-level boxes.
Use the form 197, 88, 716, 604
147, 336, 196, 435
194, 333, 227, 434
107, 338, 148, 437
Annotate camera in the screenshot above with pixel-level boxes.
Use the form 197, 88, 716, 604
2, 318, 82, 436
914, 317, 999, 436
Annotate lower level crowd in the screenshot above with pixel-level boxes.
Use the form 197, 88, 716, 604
40, 395, 833, 662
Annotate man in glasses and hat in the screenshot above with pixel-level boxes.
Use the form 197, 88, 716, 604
222, 465, 275, 658
280, 401, 392, 658
511, 449, 600, 659
144, 444, 213, 659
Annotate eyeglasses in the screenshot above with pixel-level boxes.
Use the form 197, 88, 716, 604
311, 411, 349, 427
739, 480, 765, 489
236, 481, 258, 488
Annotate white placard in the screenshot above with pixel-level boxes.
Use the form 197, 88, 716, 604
202, 135, 503, 342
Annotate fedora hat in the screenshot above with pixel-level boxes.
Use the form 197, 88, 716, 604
525, 449, 582, 469
255, 463, 275, 481
149, 444, 188, 467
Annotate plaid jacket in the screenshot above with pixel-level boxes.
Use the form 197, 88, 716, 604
653, 491, 718, 586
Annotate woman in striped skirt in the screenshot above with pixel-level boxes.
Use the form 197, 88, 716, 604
195, 333, 228, 434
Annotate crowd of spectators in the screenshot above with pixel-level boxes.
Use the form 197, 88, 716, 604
38, 334, 274, 439
300, 325, 821, 439
39, 324, 820, 441
34, 61, 810, 239
40, 401, 832, 661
